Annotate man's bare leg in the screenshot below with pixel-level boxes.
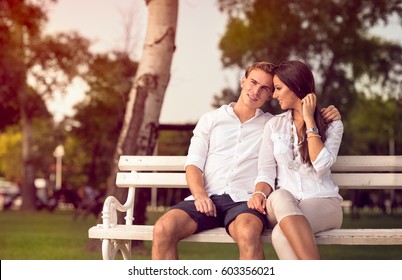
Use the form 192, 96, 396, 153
229, 213, 265, 260
152, 209, 197, 260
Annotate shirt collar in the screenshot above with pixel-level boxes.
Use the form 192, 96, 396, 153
227, 102, 264, 118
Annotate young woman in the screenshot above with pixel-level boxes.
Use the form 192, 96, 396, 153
248, 60, 344, 259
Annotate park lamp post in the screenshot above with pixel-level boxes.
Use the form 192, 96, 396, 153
53, 145, 65, 190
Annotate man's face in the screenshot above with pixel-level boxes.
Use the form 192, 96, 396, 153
240, 69, 274, 110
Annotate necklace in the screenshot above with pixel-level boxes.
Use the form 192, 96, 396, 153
288, 111, 303, 170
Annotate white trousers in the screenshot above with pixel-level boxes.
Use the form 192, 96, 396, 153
266, 188, 343, 259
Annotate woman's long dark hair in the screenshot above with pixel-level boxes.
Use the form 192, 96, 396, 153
274, 60, 328, 166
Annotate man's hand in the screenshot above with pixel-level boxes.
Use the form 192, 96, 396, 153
321, 105, 341, 122
194, 196, 217, 217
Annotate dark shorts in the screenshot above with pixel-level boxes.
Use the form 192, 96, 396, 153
170, 194, 269, 235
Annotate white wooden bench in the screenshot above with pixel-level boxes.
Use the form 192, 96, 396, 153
88, 155, 402, 260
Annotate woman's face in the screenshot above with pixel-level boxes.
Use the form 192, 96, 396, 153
272, 75, 300, 110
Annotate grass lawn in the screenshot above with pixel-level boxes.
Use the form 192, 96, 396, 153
0, 208, 401, 260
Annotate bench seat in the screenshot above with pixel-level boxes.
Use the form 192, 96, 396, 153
88, 155, 402, 260
89, 225, 402, 245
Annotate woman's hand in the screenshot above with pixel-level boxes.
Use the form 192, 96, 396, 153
301, 93, 317, 123
247, 193, 267, 214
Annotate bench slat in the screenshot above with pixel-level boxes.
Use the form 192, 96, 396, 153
116, 172, 186, 188
119, 156, 186, 171
116, 172, 402, 189
118, 155, 402, 172
89, 225, 402, 245
330, 173, 402, 189
315, 229, 402, 245
331, 156, 402, 172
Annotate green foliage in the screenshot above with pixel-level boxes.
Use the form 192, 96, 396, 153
212, 87, 240, 108
341, 95, 401, 155
0, 118, 55, 182
0, 0, 49, 129
0, 117, 58, 182
1, 0, 95, 210
28, 32, 92, 97
1, 1, 140, 193
63, 52, 138, 189
0, 126, 22, 181
0, 0, 92, 127
217, 0, 402, 155
30, 118, 59, 177
217, 0, 402, 103
60, 136, 91, 189
157, 128, 194, 156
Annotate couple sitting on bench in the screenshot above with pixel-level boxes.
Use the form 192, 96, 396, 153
152, 60, 343, 260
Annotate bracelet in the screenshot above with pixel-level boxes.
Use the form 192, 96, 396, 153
251, 191, 267, 200
307, 134, 321, 140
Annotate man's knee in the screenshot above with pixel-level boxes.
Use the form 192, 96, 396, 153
153, 209, 197, 242
153, 211, 178, 241
231, 214, 263, 243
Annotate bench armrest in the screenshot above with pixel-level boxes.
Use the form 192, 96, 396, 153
101, 187, 136, 228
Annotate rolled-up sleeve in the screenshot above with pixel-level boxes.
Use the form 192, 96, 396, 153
184, 112, 214, 172
312, 120, 344, 174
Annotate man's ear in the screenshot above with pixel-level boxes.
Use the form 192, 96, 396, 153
240, 76, 246, 88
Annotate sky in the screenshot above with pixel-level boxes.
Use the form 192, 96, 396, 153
45, 0, 237, 124
44, 0, 402, 124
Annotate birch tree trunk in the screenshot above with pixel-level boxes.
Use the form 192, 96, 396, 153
104, 0, 178, 223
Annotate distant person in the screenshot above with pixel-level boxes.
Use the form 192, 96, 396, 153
250, 60, 344, 259
152, 61, 341, 260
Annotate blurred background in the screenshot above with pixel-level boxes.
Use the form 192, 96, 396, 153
0, 0, 401, 259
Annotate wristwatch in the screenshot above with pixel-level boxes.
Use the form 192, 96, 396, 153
306, 127, 319, 134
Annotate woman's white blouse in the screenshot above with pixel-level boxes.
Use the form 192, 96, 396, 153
255, 110, 344, 200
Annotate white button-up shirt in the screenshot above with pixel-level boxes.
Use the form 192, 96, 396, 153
185, 103, 274, 202
255, 110, 343, 200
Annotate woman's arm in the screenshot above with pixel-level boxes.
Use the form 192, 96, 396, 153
311, 120, 344, 173
303, 94, 344, 172
303, 94, 324, 161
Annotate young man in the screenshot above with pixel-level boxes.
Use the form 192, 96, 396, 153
152, 62, 340, 260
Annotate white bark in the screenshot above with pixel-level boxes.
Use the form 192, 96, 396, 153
106, 0, 178, 195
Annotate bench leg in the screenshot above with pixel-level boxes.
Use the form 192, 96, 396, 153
102, 239, 132, 260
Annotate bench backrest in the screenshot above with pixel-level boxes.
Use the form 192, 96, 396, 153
116, 155, 402, 190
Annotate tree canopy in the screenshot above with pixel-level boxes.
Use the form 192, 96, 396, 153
1, 0, 93, 210
217, 0, 402, 108
216, 0, 402, 155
